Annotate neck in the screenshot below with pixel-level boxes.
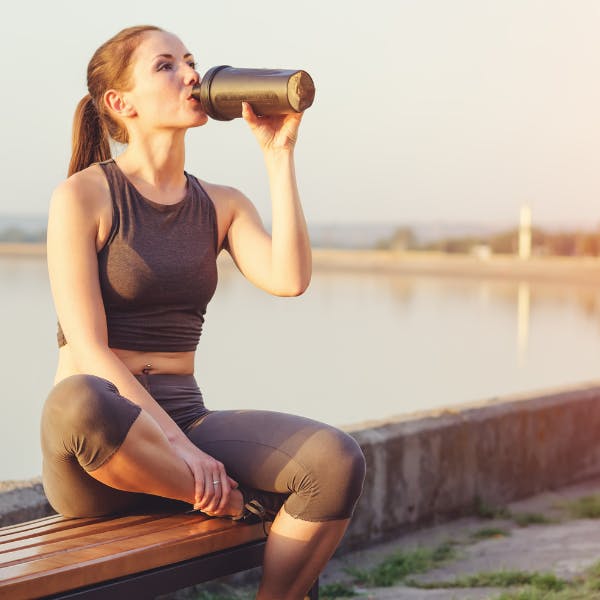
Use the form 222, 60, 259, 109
116, 129, 187, 191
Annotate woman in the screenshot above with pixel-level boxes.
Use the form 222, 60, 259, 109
42, 25, 365, 599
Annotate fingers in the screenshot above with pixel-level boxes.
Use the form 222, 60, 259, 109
181, 448, 240, 517
205, 471, 226, 513
194, 475, 204, 508
194, 462, 231, 515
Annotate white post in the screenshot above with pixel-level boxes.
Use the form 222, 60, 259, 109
519, 205, 532, 260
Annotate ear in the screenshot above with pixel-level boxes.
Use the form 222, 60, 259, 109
104, 89, 137, 118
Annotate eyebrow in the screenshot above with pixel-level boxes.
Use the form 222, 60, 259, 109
154, 53, 194, 60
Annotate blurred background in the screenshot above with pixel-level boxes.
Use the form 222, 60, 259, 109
2, 0, 600, 480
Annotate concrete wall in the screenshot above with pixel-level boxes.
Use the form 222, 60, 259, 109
4, 382, 600, 553
342, 381, 600, 550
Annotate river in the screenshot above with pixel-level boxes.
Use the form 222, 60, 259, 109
2, 252, 600, 480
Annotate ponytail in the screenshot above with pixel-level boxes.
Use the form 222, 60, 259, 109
68, 26, 162, 177
68, 94, 111, 177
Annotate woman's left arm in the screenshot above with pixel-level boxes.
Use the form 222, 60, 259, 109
222, 102, 312, 297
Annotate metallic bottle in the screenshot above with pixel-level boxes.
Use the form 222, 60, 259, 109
192, 65, 315, 121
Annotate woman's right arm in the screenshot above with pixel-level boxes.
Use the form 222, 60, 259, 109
46, 170, 233, 512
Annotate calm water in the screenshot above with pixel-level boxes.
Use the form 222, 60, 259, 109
3, 254, 600, 480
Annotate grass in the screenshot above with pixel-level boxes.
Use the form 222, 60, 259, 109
196, 495, 600, 600
342, 541, 456, 588
470, 526, 511, 540
562, 495, 600, 519
474, 496, 512, 520
407, 570, 566, 591
512, 512, 555, 527
494, 560, 600, 599
324, 564, 600, 600
320, 582, 359, 599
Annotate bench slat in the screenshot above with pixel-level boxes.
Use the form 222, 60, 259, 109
0, 514, 197, 567
0, 515, 76, 537
0, 514, 64, 535
0, 516, 266, 600
0, 516, 109, 541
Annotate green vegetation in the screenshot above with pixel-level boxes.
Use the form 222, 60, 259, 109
512, 512, 555, 527
320, 582, 359, 599
473, 496, 512, 520
408, 570, 566, 591
341, 542, 456, 588
562, 495, 600, 519
189, 500, 600, 599
495, 560, 600, 599
470, 527, 510, 540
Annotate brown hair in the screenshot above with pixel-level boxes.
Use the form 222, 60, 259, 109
68, 25, 163, 177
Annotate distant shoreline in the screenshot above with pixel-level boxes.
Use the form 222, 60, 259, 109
0, 242, 46, 256
3, 242, 600, 284
311, 248, 600, 284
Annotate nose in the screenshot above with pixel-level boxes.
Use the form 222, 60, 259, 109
184, 64, 199, 87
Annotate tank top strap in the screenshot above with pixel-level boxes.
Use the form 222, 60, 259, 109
97, 159, 122, 253
185, 173, 219, 254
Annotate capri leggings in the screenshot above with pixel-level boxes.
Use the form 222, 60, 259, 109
40, 373, 366, 521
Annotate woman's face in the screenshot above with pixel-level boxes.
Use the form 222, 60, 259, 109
120, 30, 208, 133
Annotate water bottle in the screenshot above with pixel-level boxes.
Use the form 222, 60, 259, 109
191, 65, 315, 121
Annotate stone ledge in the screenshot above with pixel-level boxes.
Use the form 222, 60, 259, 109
343, 380, 600, 550
4, 380, 600, 554
0, 477, 54, 527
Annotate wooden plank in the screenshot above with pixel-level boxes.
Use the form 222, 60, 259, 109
0, 518, 266, 600
0, 513, 209, 565
0, 516, 107, 541
46, 541, 268, 600
0, 515, 66, 536
3, 515, 234, 572
0, 513, 193, 559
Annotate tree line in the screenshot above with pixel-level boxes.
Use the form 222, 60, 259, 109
378, 227, 600, 257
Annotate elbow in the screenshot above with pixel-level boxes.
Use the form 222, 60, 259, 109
273, 274, 311, 297
67, 338, 111, 371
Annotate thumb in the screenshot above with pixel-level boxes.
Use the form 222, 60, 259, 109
241, 101, 258, 125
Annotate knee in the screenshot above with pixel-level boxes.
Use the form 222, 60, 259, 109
321, 429, 366, 507
288, 426, 366, 521
43, 374, 120, 431
42, 374, 140, 471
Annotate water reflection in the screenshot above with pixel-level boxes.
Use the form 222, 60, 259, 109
3, 254, 600, 480
517, 282, 530, 368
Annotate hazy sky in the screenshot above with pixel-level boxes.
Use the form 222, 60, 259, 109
1, 0, 600, 228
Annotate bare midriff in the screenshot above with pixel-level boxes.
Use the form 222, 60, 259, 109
55, 345, 195, 384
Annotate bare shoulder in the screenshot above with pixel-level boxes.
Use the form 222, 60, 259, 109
50, 164, 110, 220
194, 178, 263, 251
198, 179, 250, 213
49, 164, 112, 247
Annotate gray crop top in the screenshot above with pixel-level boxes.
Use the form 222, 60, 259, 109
57, 159, 219, 352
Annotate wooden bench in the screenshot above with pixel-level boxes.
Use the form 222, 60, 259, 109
0, 510, 319, 599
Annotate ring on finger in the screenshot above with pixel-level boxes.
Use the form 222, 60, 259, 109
212, 480, 221, 485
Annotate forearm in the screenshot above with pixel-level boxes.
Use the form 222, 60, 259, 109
264, 149, 312, 295
69, 345, 191, 446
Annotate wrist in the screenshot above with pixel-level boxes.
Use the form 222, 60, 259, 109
263, 148, 295, 173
